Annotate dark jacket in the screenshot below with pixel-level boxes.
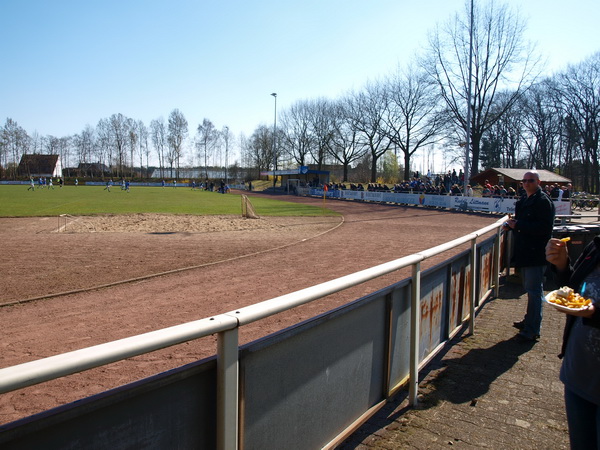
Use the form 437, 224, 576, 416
554, 236, 600, 358
512, 187, 555, 267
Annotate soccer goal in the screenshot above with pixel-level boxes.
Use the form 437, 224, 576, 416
287, 178, 300, 194
57, 214, 76, 233
241, 194, 259, 219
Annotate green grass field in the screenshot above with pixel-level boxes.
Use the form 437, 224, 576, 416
0, 185, 338, 218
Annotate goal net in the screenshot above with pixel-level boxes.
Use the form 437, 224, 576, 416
241, 194, 259, 219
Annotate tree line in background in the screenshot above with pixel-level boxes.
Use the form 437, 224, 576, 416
1, 1, 599, 192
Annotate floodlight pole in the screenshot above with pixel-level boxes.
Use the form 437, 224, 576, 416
464, 0, 474, 192
271, 93, 277, 191
224, 126, 229, 185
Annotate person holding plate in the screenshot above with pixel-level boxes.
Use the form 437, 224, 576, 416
546, 235, 600, 449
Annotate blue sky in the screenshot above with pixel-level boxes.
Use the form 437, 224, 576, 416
1, 0, 598, 166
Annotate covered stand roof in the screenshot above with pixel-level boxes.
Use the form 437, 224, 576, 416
470, 168, 571, 187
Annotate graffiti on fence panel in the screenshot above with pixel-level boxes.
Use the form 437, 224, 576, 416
419, 282, 444, 360
449, 266, 466, 330
478, 243, 495, 306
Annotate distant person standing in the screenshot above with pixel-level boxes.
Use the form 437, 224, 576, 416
28, 177, 35, 191
504, 170, 555, 342
172, 180, 176, 188
48, 178, 54, 190
75, 178, 79, 186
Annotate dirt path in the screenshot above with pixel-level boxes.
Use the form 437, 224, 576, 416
0, 195, 499, 424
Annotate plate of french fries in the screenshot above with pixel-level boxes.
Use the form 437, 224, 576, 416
545, 286, 592, 312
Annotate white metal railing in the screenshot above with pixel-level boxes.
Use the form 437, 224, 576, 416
0, 216, 507, 449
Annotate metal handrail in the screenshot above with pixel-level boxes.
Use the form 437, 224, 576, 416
0, 315, 238, 394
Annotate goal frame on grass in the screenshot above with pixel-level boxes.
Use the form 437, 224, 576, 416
241, 194, 259, 219
287, 178, 300, 194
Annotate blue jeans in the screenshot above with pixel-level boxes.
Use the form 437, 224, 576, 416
565, 387, 600, 449
520, 265, 545, 338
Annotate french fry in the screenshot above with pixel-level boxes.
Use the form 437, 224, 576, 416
548, 286, 592, 309
560, 237, 571, 243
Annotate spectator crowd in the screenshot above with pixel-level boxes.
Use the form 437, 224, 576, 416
317, 170, 572, 200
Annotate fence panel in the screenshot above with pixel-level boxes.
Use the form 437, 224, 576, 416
388, 282, 412, 391
418, 265, 448, 360
448, 252, 471, 331
239, 295, 388, 450
477, 236, 496, 306
0, 359, 217, 450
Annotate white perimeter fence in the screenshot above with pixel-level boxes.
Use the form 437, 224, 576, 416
0, 217, 509, 450
297, 187, 572, 216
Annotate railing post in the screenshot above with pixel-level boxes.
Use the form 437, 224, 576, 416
409, 262, 421, 406
493, 228, 501, 298
469, 238, 477, 335
505, 231, 513, 278
217, 327, 239, 450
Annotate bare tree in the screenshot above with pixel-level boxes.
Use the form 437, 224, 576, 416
221, 125, 231, 183
95, 118, 112, 177
347, 81, 392, 182
479, 93, 525, 169
516, 81, 562, 170
167, 109, 188, 180
384, 63, 445, 181
308, 98, 335, 170
554, 52, 600, 192
326, 97, 366, 181
150, 117, 167, 178
43, 135, 61, 156
73, 125, 96, 168
106, 113, 130, 177
136, 120, 149, 178
245, 124, 273, 179
58, 136, 72, 177
0, 118, 29, 178
30, 131, 42, 155
195, 118, 219, 179
279, 100, 313, 167
127, 118, 138, 178
423, 0, 539, 175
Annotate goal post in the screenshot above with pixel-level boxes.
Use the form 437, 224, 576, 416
287, 178, 300, 194
241, 194, 259, 219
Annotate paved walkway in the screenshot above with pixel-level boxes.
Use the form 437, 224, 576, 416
339, 277, 570, 449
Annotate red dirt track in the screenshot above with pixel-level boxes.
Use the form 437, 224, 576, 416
0, 194, 499, 424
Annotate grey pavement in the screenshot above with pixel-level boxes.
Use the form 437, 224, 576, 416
338, 276, 571, 449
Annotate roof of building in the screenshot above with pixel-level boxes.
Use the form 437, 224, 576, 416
18, 154, 60, 176
470, 168, 571, 185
